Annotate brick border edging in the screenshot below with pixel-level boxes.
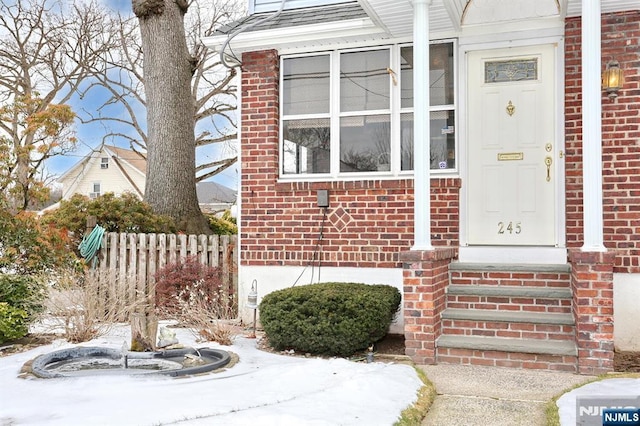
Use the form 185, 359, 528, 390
399, 248, 457, 364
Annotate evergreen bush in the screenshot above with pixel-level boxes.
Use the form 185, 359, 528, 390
0, 274, 46, 321
41, 192, 176, 246
0, 303, 28, 343
259, 282, 401, 357
206, 210, 237, 235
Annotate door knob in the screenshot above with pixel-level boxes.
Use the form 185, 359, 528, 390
545, 156, 552, 182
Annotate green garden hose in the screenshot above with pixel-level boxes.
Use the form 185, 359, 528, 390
79, 225, 105, 267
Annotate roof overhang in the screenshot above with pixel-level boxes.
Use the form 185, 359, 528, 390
202, 0, 639, 58
203, 16, 389, 58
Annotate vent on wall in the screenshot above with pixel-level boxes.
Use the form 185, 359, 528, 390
101, 158, 109, 169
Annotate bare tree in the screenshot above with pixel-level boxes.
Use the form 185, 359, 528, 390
128, 0, 237, 233
0, 0, 116, 210
81, 1, 241, 174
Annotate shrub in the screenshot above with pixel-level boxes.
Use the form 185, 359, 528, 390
259, 282, 401, 357
0, 209, 79, 275
41, 192, 176, 247
155, 256, 225, 312
44, 268, 142, 343
0, 274, 47, 321
154, 256, 236, 344
0, 303, 29, 343
206, 210, 237, 235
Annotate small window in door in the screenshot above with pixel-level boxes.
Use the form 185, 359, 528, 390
485, 59, 538, 83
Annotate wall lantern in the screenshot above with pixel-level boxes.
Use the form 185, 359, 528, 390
602, 60, 625, 100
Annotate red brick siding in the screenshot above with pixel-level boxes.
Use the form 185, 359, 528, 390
565, 11, 640, 273
570, 250, 615, 375
240, 11, 639, 274
240, 50, 460, 268
400, 248, 457, 364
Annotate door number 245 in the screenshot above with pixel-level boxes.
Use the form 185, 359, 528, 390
498, 221, 522, 234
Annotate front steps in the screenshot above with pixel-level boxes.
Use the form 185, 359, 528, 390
435, 263, 578, 372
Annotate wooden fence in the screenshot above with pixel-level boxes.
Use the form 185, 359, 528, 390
89, 233, 237, 318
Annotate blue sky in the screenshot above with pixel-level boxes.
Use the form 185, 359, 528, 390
45, 0, 239, 191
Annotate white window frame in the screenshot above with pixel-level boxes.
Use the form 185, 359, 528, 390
90, 182, 101, 199
279, 39, 458, 181
101, 157, 109, 169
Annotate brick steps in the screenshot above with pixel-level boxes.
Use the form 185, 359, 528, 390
446, 285, 573, 314
442, 308, 574, 324
441, 308, 575, 341
436, 336, 578, 371
436, 262, 577, 372
437, 335, 577, 356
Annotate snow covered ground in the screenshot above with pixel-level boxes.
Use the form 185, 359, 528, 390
557, 377, 640, 426
0, 323, 422, 425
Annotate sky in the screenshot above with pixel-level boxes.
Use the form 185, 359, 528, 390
0, 323, 422, 425
43, 0, 240, 191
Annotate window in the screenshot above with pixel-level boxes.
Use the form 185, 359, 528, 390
280, 41, 456, 178
340, 49, 390, 173
90, 182, 101, 199
282, 55, 330, 174
101, 157, 109, 169
400, 43, 456, 171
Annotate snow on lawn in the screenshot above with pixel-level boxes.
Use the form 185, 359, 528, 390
0, 323, 422, 425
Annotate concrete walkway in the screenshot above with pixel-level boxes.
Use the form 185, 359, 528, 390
419, 364, 595, 425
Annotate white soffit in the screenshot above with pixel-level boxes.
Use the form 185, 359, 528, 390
359, 0, 458, 37
463, 0, 560, 25
359, 0, 638, 39
202, 18, 388, 54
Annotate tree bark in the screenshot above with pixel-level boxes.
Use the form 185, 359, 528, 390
130, 310, 158, 352
133, 0, 212, 234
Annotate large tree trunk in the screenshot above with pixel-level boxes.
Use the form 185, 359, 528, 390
133, 0, 212, 234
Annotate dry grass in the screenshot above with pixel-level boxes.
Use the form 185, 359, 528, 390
158, 280, 238, 346
394, 367, 437, 426
45, 269, 143, 343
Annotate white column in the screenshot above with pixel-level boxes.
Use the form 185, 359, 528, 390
581, 0, 606, 251
412, 0, 434, 251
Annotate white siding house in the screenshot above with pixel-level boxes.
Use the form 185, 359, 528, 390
57, 145, 146, 200
55, 145, 237, 212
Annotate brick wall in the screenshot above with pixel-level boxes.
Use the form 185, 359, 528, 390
240, 49, 461, 269
400, 248, 457, 364
570, 250, 615, 375
565, 11, 640, 273
240, 11, 638, 274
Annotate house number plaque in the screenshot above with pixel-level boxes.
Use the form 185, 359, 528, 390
497, 152, 524, 161
498, 221, 522, 235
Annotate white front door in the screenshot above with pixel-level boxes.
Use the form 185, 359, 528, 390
467, 44, 558, 246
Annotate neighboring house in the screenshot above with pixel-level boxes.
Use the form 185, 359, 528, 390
57, 144, 146, 200
196, 181, 238, 213
203, 0, 639, 374
56, 144, 236, 212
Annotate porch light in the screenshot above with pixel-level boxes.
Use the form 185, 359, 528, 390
602, 60, 624, 100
